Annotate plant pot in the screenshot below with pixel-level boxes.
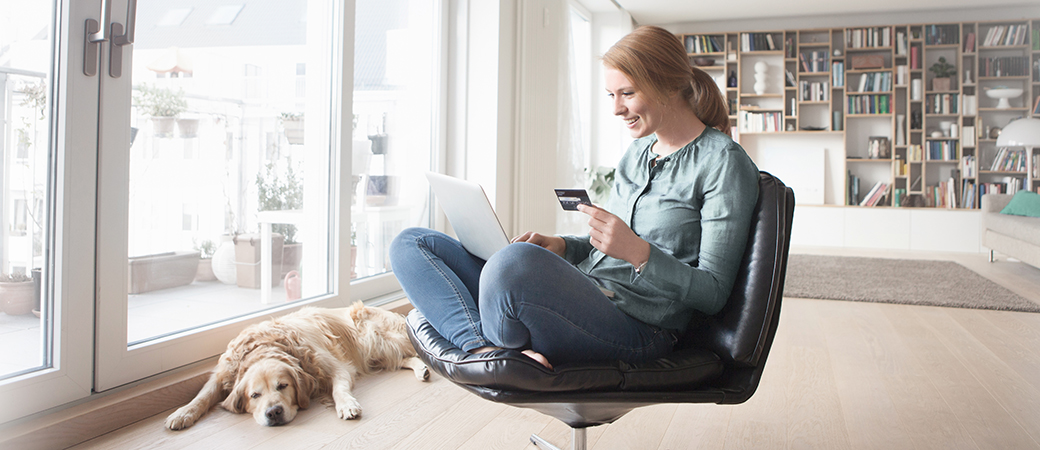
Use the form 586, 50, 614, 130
177, 118, 199, 138
151, 116, 176, 138
931, 77, 952, 92
128, 251, 201, 294
195, 258, 217, 282
284, 120, 304, 145
1, 281, 35, 316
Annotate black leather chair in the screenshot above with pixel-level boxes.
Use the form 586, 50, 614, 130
406, 172, 794, 450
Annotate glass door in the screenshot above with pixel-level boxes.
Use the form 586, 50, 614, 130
95, 0, 344, 390
0, 0, 100, 422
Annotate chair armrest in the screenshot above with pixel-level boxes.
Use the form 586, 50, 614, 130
406, 310, 723, 393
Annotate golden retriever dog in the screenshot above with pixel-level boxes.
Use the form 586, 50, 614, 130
165, 302, 428, 430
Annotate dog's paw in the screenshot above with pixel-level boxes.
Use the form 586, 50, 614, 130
164, 408, 198, 430
336, 398, 362, 420
416, 365, 430, 382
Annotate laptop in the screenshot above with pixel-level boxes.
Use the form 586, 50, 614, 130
425, 172, 510, 260
425, 172, 615, 298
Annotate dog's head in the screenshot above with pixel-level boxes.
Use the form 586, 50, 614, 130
221, 356, 315, 426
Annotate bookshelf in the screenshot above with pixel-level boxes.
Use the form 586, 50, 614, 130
678, 18, 1040, 210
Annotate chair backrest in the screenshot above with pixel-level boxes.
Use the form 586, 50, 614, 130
687, 172, 794, 368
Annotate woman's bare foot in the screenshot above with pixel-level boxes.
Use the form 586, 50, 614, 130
522, 350, 553, 370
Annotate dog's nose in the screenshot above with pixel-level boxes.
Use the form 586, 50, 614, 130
266, 405, 284, 421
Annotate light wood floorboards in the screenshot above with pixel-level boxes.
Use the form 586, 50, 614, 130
69, 248, 1040, 449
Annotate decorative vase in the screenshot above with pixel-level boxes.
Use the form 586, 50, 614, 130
211, 239, 237, 285
753, 61, 768, 95
284, 270, 301, 301
0, 281, 35, 316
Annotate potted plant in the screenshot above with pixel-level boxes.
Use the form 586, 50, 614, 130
1, 273, 35, 316
194, 239, 217, 281
280, 112, 304, 145
584, 166, 616, 205
257, 159, 304, 277
929, 57, 956, 92
133, 84, 187, 138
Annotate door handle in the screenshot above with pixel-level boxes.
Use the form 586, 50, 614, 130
109, 0, 138, 78
83, 0, 111, 76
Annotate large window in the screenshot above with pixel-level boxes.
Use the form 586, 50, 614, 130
0, 0, 443, 422
351, 0, 437, 284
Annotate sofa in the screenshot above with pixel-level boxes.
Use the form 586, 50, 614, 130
981, 193, 1040, 269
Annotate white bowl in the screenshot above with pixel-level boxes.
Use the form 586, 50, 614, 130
985, 88, 1023, 109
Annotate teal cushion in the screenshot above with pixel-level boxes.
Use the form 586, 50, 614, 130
1000, 190, 1040, 218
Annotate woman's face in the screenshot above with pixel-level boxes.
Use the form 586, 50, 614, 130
605, 68, 665, 139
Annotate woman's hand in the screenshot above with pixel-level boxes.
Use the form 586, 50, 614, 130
511, 232, 566, 258
578, 204, 650, 267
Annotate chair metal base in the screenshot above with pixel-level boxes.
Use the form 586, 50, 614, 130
530, 428, 587, 450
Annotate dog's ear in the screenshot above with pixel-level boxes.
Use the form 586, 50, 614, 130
292, 365, 317, 409
221, 379, 248, 413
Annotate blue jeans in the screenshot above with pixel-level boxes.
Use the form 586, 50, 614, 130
389, 227, 674, 365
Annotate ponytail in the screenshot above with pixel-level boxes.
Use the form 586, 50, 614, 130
687, 67, 731, 136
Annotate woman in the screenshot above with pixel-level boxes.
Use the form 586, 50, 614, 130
390, 25, 758, 369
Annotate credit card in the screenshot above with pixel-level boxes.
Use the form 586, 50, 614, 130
554, 189, 592, 211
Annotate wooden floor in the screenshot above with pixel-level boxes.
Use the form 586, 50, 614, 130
70, 247, 1040, 450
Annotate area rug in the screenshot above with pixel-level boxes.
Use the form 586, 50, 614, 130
784, 255, 1040, 313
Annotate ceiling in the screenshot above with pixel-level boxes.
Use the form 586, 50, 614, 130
577, 0, 1040, 25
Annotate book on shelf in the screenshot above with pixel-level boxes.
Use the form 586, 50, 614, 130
741, 32, 777, 52
962, 126, 976, 148
963, 95, 976, 115
925, 24, 959, 45
961, 180, 977, 209
832, 61, 845, 87
909, 46, 919, 70
990, 148, 1026, 172
859, 181, 889, 207
1033, 95, 1040, 115
800, 80, 829, 101
785, 69, 797, 87
847, 171, 860, 205
960, 155, 976, 177
908, 144, 923, 162
963, 32, 975, 52
738, 110, 783, 133
892, 188, 902, 207
980, 56, 1029, 77
983, 24, 1029, 46
846, 27, 891, 48
896, 31, 907, 55
926, 140, 959, 161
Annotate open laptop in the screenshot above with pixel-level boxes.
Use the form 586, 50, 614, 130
425, 172, 614, 297
425, 172, 510, 261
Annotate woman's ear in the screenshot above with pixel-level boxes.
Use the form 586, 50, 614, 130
221, 380, 247, 413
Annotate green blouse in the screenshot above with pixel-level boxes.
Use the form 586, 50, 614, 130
561, 127, 759, 333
